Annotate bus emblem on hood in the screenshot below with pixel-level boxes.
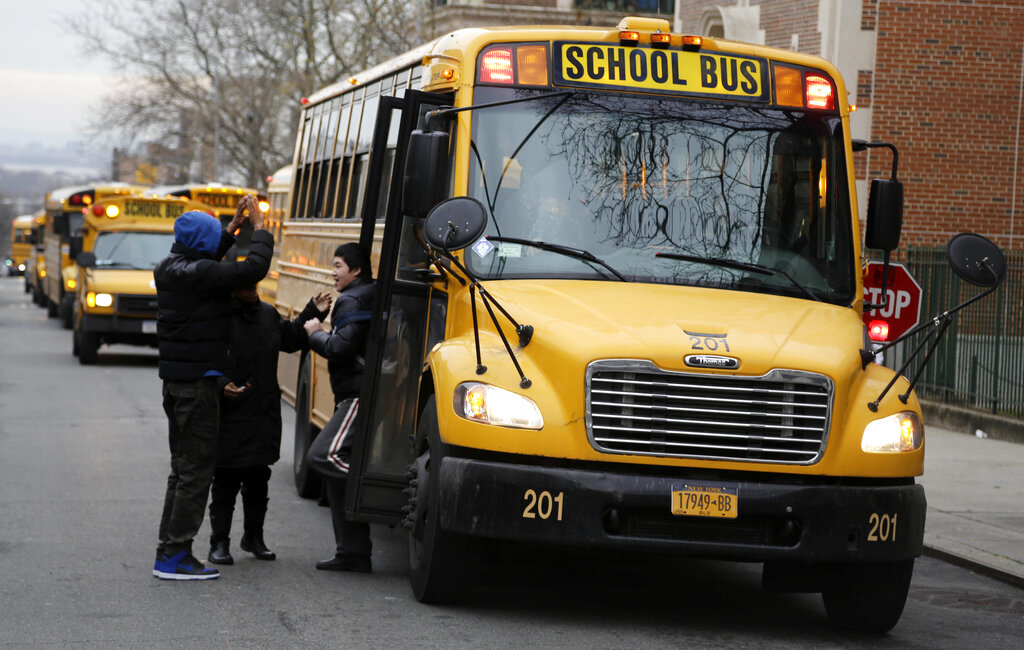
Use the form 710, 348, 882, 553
685, 354, 740, 370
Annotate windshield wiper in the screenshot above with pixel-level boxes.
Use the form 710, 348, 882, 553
95, 260, 137, 269
655, 252, 821, 301
489, 236, 629, 282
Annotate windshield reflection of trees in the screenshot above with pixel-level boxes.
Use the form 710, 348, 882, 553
94, 232, 176, 269
468, 90, 853, 302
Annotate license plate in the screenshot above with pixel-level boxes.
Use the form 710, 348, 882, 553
142, 320, 157, 334
671, 484, 738, 518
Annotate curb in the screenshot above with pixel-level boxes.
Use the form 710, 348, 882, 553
923, 544, 1024, 590
920, 400, 1024, 445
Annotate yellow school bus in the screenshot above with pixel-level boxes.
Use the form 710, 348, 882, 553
43, 184, 149, 328
149, 183, 269, 259
24, 211, 46, 304
272, 17, 999, 632
8, 214, 36, 276
260, 164, 292, 305
70, 194, 212, 364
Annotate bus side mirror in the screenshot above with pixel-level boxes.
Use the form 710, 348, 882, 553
864, 178, 903, 251
77, 251, 96, 268
52, 214, 68, 236
423, 197, 488, 251
403, 130, 449, 218
69, 235, 83, 261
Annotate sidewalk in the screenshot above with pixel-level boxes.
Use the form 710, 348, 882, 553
918, 423, 1024, 588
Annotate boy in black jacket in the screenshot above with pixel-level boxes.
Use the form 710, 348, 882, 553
302, 243, 377, 573
152, 196, 271, 580
207, 285, 332, 565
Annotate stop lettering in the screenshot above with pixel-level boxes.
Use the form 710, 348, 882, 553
862, 261, 922, 341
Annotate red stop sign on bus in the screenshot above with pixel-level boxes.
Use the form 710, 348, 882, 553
862, 261, 922, 341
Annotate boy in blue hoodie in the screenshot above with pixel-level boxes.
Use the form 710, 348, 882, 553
152, 195, 272, 580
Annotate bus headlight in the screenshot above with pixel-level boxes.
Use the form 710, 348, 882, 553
86, 292, 113, 308
453, 382, 543, 430
861, 412, 923, 453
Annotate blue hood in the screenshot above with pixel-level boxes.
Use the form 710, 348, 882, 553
174, 211, 222, 255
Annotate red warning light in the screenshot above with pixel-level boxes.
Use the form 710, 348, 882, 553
868, 319, 890, 342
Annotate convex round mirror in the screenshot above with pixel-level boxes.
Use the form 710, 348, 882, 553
947, 233, 1005, 287
423, 197, 488, 251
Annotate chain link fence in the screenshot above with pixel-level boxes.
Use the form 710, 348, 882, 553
882, 247, 1023, 418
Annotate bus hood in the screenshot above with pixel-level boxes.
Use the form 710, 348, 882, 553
83, 268, 157, 295
471, 280, 864, 380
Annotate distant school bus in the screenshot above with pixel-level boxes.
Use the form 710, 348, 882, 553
24, 211, 46, 303
70, 194, 212, 364
271, 16, 1006, 632
43, 184, 149, 328
8, 214, 36, 276
150, 183, 269, 259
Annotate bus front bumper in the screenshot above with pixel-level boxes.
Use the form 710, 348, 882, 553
79, 313, 158, 344
438, 457, 925, 562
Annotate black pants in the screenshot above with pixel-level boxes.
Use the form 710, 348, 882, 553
307, 400, 371, 557
158, 378, 220, 558
209, 465, 272, 544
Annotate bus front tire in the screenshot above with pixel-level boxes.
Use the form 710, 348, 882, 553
408, 395, 474, 604
293, 355, 322, 499
78, 330, 99, 365
59, 296, 73, 329
821, 558, 914, 634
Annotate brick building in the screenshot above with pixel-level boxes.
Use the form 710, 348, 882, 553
674, 0, 1024, 251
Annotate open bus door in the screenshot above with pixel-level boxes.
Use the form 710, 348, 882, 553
346, 90, 453, 524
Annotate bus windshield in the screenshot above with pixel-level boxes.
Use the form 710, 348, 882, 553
465, 87, 855, 304
93, 231, 176, 270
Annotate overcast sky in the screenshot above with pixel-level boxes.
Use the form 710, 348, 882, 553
0, 0, 118, 149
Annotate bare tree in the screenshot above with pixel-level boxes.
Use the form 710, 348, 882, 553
68, 0, 421, 187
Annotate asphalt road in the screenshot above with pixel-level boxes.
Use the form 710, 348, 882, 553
0, 275, 1021, 648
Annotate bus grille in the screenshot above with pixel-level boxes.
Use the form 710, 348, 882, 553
117, 295, 159, 317
586, 361, 832, 465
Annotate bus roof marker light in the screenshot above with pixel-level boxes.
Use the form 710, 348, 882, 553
682, 35, 703, 51
619, 30, 640, 45
480, 48, 514, 84
651, 32, 671, 48
805, 73, 835, 110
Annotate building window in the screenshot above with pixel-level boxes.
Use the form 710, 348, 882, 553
575, 1, 675, 16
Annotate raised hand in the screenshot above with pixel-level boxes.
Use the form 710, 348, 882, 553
313, 290, 333, 313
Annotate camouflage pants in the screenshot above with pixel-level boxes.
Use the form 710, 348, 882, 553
157, 378, 220, 558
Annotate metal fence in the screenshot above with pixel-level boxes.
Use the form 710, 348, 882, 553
883, 247, 1024, 417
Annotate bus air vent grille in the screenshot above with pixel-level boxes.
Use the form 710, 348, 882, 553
586, 360, 832, 465
117, 294, 159, 317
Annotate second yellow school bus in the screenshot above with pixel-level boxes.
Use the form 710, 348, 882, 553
70, 194, 213, 364
276, 17, 938, 632
43, 183, 149, 328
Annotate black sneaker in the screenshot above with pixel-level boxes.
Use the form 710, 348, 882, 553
153, 551, 220, 580
315, 554, 372, 573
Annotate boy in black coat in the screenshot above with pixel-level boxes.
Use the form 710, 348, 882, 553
207, 285, 332, 565
302, 243, 377, 572
152, 196, 271, 580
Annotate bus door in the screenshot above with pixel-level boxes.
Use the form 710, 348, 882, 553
347, 90, 452, 524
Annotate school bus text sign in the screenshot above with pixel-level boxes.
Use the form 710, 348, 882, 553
553, 42, 768, 102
